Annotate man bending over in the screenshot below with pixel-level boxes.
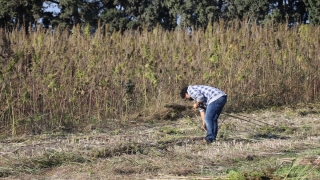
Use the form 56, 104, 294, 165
180, 85, 227, 143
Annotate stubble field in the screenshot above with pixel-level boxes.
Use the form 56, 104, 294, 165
1, 103, 320, 180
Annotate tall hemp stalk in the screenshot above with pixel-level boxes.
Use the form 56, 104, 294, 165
0, 21, 319, 135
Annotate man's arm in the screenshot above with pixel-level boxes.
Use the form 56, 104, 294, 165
200, 111, 206, 131
192, 102, 206, 131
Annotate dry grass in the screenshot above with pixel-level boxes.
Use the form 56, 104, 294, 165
1, 103, 320, 179
0, 21, 320, 135
1, 21, 320, 179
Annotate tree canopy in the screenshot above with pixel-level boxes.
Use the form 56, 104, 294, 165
0, 0, 318, 32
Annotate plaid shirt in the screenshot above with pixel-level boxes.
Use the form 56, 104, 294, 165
187, 85, 226, 111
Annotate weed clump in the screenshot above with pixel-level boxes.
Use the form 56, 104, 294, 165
228, 170, 246, 180
30, 151, 87, 169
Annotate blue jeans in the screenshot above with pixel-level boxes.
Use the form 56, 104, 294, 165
205, 95, 227, 142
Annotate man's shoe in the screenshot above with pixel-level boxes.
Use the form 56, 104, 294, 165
199, 138, 215, 145
206, 139, 216, 144
205, 138, 216, 144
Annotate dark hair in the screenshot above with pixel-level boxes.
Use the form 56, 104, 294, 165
180, 86, 188, 98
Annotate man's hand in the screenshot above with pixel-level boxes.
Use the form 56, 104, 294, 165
193, 102, 202, 109
202, 122, 207, 131
193, 103, 198, 109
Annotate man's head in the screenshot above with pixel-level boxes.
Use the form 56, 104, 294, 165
180, 86, 188, 98
180, 86, 193, 100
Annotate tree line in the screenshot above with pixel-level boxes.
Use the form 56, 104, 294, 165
0, 0, 319, 32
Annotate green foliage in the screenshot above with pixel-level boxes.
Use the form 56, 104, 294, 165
275, 162, 320, 179
0, 0, 42, 31
225, 0, 269, 22
304, 0, 320, 25
89, 148, 112, 158
100, 8, 129, 32
0, 168, 12, 178
179, 0, 220, 29
0, 0, 315, 31
302, 125, 312, 135
159, 126, 182, 135
278, 125, 296, 134
228, 170, 246, 180
246, 171, 265, 179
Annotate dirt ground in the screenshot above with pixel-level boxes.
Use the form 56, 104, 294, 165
1, 103, 320, 179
